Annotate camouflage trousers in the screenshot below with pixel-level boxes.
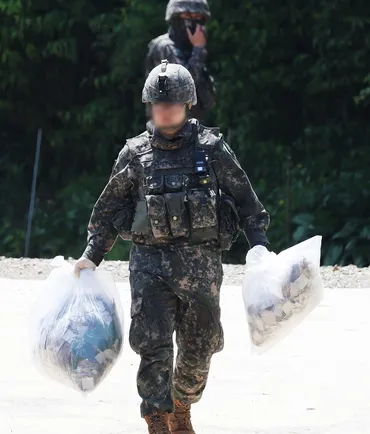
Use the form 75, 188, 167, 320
129, 243, 224, 417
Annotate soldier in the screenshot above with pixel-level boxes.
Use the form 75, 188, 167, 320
74, 61, 269, 434
146, 0, 215, 121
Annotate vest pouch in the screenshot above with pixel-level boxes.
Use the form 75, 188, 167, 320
218, 194, 240, 250
164, 174, 183, 193
187, 188, 218, 230
146, 195, 171, 239
147, 175, 164, 195
165, 192, 189, 238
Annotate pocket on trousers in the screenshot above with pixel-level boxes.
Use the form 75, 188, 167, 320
187, 189, 218, 229
129, 274, 144, 318
165, 192, 188, 237
215, 319, 224, 353
147, 195, 171, 238
211, 305, 224, 353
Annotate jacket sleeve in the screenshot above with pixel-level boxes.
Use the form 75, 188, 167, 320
82, 164, 137, 265
212, 139, 270, 247
109, 144, 131, 180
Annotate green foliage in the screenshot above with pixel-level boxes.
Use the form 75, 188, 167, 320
1, 0, 370, 265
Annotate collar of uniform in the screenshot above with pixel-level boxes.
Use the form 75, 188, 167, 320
149, 120, 195, 150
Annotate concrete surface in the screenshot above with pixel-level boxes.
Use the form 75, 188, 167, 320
0, 279, 370, 433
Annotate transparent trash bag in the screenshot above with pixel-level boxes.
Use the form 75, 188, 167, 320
30, 256, 124, 394
243, 236, 324, 354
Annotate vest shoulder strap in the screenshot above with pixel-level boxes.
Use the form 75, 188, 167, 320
126, 131, 151, 157
196, 123, 223, 151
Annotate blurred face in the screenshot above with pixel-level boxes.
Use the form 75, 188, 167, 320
151, 102, 188, 134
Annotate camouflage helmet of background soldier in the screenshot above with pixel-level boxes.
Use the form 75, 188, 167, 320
142, 60, 197, 106
165, 0, 211, 22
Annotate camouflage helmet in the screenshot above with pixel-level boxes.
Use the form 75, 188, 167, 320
165, 0, 211, 23
142, 60, 197, 105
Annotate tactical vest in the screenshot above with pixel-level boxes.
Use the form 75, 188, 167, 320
131, 124, 220, 244
114, 123, 240, 249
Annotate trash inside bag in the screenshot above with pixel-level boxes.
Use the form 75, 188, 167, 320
243, 236, 324, 354
30, 257, 124, 394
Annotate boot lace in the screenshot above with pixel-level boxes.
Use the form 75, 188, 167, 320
173, 402, 192, 430
147, 414, 169, 433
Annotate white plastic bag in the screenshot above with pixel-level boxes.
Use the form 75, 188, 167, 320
30, 256, 124, 394
243, 236, 324, 354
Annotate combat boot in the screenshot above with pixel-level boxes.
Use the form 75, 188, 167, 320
168, 401, 195, 433
144, 413, 170, 434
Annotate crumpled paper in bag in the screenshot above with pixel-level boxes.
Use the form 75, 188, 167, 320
243, 236, 324, 354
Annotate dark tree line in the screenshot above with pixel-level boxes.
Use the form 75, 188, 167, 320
1, 0, 370, 265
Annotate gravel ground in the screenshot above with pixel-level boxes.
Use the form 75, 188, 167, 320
1, 256, 369, 287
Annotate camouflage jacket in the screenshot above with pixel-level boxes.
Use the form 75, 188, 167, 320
83, 120, 269, 265
146, 33, 215, 120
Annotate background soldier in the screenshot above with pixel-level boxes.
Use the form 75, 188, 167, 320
74, 61, 269, 434
146, 0, 215, 121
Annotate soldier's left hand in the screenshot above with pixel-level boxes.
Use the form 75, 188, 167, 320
187, 25, 207, 48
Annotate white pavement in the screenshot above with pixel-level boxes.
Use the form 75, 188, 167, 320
0, 279, 370, 434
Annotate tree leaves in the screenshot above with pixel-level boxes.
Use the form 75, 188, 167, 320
0, 0, 369, 264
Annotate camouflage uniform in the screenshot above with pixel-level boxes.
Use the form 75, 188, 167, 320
82, 62, 269, 423
82, 119, 269, 417
146, 0, 215, 121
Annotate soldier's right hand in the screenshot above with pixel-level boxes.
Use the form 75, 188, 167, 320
187, 24, 207, 48
74, 257, 96, 278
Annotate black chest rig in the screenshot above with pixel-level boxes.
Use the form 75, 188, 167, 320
130, 128, 219, 245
